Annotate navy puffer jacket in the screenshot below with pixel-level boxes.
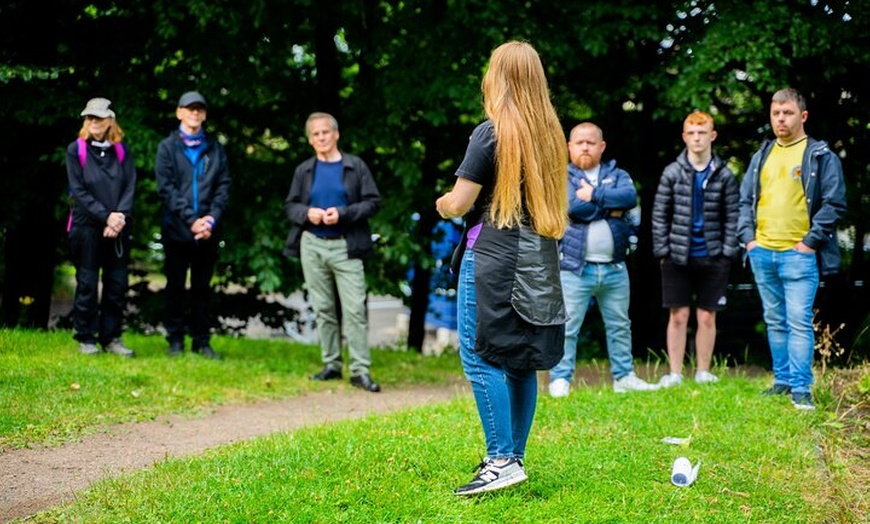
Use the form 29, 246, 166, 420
559, 160, 638, 272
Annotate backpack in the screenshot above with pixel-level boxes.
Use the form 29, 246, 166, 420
67, 138, 126, 232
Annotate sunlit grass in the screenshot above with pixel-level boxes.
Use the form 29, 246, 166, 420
32, 375, 840, 523
2, 329, 866, 523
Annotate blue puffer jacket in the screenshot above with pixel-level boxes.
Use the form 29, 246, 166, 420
559, 160, 638, 272
737, 137, 847, 275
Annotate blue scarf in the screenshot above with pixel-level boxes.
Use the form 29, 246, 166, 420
179, 126, 207, 215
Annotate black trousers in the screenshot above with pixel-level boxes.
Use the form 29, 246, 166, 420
162, 237, 218, 349
69, 225, 129, 345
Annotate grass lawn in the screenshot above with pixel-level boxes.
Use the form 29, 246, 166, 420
1, 329, 867, 523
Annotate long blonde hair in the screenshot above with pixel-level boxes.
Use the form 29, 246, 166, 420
77, 118, 125, 143
482, 41, 567, 239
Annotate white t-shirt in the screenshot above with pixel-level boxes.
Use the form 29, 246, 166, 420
582, 165, 614, 262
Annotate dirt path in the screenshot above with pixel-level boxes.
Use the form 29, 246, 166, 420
0, 384, 465, 522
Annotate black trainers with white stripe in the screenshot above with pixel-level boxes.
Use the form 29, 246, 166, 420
453, 458, 528, 496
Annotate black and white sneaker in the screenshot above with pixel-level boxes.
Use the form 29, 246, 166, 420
453, 458, 528, 496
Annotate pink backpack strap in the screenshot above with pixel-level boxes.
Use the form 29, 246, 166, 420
77, 138, 125, 165
114, 142, 125, 164
76, 137, 87, 167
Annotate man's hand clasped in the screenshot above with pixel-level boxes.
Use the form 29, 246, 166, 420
308, 207, 339, 226
192, 215, 215, 240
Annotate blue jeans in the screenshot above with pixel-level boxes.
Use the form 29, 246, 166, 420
748, 246, 819, 393
549, 262, 634, 382
458, 249, 537, 460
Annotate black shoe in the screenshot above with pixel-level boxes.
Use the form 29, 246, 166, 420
167, 341, 184, 357
350, 373, 381, 393
310, 367, 343, 381
194, 346, 222, 360
762, 384, 791, 396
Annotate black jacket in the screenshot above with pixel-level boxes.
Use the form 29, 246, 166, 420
283, 152, 381, 259
473, 224, 566, 370
155, 130, 231, 242
738, 137, 847, 275
66, 139, 136, 230
651, 151, 739, 265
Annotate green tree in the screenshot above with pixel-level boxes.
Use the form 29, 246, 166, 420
1, 0, 866, 359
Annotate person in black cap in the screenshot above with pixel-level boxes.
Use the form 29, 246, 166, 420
66, 97, 137, 357
155, 91, 231, 359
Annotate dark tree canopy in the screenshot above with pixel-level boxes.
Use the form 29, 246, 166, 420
1, 0, 867, 360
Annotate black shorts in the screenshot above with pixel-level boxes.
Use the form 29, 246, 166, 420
660, 256, 732, 311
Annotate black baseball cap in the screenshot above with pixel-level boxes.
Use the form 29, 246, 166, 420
178, 91, 207, 108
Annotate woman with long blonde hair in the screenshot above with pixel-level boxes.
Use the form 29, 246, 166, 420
436, 40, 568, 495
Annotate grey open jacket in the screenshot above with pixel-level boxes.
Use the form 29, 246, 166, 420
651, 151, 739, 266
737, 137, 847, 275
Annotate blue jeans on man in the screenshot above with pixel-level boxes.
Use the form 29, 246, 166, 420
550, 262, 634, 382
457, 249, 537, 459
748, 246, 819, 394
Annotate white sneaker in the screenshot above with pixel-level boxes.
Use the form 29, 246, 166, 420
658, 373, 684, 388
694, 371, 719, 384
613, 372, 659, 393
78, 342, 100, 355
103, 339, 135, 358
548, 378, 571, 398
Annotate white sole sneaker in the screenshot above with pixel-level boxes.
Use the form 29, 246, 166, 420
613, 373, 659, 393
658, 373, 684, 388
78, 342, 100, 355
548, 378, 571, 398
694, 371, 719, 384
454, 458, 528, 495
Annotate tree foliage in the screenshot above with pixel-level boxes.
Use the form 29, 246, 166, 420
1, 0, 867, 358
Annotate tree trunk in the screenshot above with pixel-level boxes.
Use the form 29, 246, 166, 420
406, 262, 431, 352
